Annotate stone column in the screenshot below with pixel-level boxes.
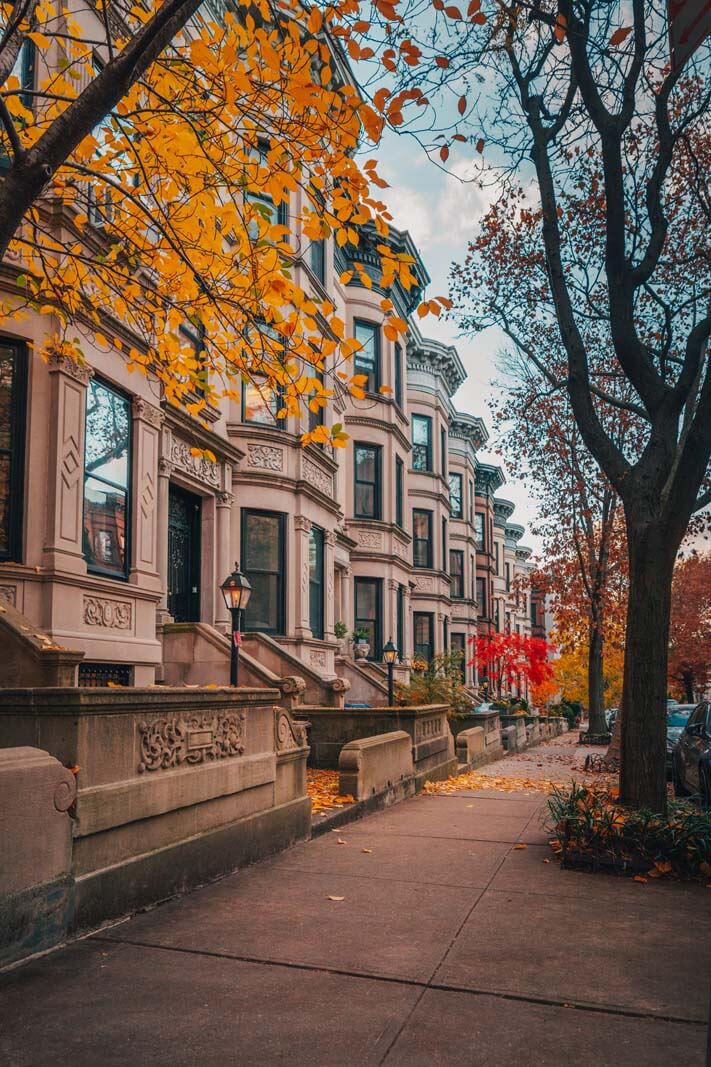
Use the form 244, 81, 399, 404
130, 398, 162, 592
388, 579, 399, 648
294, 515, 312, 639
324, 530, 336, 641
214, 489, 233, 633
44, 355, 93, 574
341, 566, 352, 635
155, 457, 172, 626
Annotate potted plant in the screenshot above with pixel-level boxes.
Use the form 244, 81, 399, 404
334, 620, 348, 654
352, 628, 370, 660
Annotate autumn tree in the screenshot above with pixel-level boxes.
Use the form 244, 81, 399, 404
668, 552, 711, 702
470, 632, 553, 700
489, 346, 629, 734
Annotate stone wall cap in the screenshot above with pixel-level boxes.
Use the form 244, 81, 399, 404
0, 686, 282, 715
340, 731, 411, 751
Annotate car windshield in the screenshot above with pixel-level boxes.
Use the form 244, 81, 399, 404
667, 708, 694, 727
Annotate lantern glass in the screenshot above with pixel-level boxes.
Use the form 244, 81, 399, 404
382, 639, 398, 665
220, 563, 252, 613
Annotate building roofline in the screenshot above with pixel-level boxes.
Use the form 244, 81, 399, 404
449, 410, 489, 450
407, 323, 467, 398
475, 462, 506, 494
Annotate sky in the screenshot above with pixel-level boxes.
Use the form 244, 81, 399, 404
374, 128, 544, 553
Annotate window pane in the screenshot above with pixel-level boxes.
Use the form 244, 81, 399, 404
474, 513, 484, 549
83, 479, 127, 575
413, 511, 430, 539
413, 416, 430, 446
85, 380, 130, 488
246, 573, 280, 631
0, 454, 11, 555
355, 446, 375, 483
0, 350, 14, 450
354, 321, 379, 390
355, 484, 374, 517
243, 511, 284, 633
245, 513, 281, 570
449, 473, 462, 518
243, 379, 278, 424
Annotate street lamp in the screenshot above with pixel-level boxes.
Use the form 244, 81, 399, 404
383, 637, 398, 707
220, 561, 252, 686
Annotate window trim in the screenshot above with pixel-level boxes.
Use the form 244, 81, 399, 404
440, 426, 447, 479
353, 318, 381, 393
83, 375, 132, 580
450, 549, 464, 598
411, 413, 433, 472
395, 455, 404, 528
449, 472, 463, 519
0, 338, 27, 563
413, 508, 433, 569
474, 511, 485, 551
309, 523, 325, 640
354, 442, 382, 520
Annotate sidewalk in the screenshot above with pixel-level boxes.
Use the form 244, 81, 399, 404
1, 738, 709, 1066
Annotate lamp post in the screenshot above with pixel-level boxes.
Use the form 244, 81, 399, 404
220, 562, 252, 686
383, 637, 398, 707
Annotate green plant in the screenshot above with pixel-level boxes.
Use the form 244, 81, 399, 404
352, 628, 369, 643
334, 621, 348, 639
397, 651, 474, 716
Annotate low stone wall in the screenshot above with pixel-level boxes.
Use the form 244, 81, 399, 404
499, 715, 528, 752
0, 688, 310, 944
296, 704, 457, 786
339, 731, 413, 802
450, 710, 504, 763
455, 726, 488, 769
0, 748, 77, 968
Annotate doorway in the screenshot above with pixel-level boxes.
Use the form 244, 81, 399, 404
168, 485, 201, 622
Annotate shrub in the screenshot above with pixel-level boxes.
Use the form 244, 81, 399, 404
397, 651, 474, 717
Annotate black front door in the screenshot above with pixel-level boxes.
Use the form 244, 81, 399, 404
168, 485, 201, 622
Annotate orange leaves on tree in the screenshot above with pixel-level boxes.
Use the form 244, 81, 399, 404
553, 13, 567, 42
609, 26, 633, 46
435, 55, 450, 68
458, 95, 467, 115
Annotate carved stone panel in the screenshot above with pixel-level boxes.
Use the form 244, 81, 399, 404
309, 649, 327, 669
171, 436, 221, 487
138, 712, 246, 772
247, 443, 284, 472
358, 529, 383, 550
0, 585, 17, 606
415, 576, 434, 592
302, 457, 333, 497
416, 715, 444, 744
275, 710, 307, 753
83, 596, 132, 630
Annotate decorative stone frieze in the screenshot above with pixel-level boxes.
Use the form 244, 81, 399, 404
0, 585, 17, 606
357, 529, 383, 549
414, 576, 434, 592
83, 596, 132, 629
246, 443, 283, 472
302, 457, 333, 497
138, 712, 246, 772
171, 436, 221, 487
275, 710, 308, 753
416, 714, 444, 743
46, 352, 94, 385
294, 515, 312, 533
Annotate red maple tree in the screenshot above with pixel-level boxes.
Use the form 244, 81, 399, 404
668, 553, 711, 702
469, 633, 554, 701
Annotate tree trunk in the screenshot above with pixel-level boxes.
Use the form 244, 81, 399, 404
587, 622, 607, 735
619, 520, 679, 812
681, 670, 694, 704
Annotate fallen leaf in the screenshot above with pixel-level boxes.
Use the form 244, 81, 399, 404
361, 848, 373, 854
327, 895, 345, 901
543, 858, 550, 864
633, 875, 648, 884
513, 843, 527, 850
337, 838, 347, 845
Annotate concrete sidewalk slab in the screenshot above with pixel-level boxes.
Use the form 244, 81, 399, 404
100, 863, 478, 982
0, 939, 419, 1067
266, 831, 512, 889
434, 884, 711, 1020
384, 988, 707, 1066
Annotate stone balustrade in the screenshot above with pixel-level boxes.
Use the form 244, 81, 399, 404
338, 731, 414, 802
455, 726, 488, 769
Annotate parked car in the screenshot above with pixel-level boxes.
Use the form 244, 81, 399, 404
665, 705, 696, 776
671, 701, 711, 802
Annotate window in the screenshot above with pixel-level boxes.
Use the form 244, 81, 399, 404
354, 443, 381, 519
470, 554, 475, 599
83, 378, 131, 578
413, 612, 434, 663
310, 239, 326, 285
307, 369, 325, 436
413, 509, 432, 568
397, 583, 405, 660
355, 577, 382, 659
440, 427, 447, 478
468, 479, 474, 524
394, 342, 403, 408
476, 577, 487, 616
494, 541, 499, 574
412, 414, 432, 471
395, 456, 404, 528
354, 320, 380, 392
179, 321, 207, 396
442, 517, 447, 570
449, 473, 463, 518
242, 510, 285, 634
450, 550, 464, 598
474, 512, 485, 550
242, 377, 282, 425
0, 340, 27, 562
451, 632, 466, 682
309, 525, 324, 640
245, 143, 288, 232
495, 599, 501, 631
531, 598, 537, 627
443, 616, 449, 650
505, 562, 511, 591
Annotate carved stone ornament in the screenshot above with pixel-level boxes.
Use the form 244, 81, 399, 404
247, 443, 283, 472
158, 458, 173, 477
46, 352, 94, 384
302, 457, 333, 497
83, 595, 132, 629
171, 436, 221, 487
216, 491, 233, 507
277, 675, 307, 697
309, 649, 327, 669
0, 584, 17, 606
132, 397, 163, 429
358, 529, 383, 549
138, 712, 246, 772
275, 710, 308, 753
294, 515, 312, 533
415, 576, 434, 593
416, 716, 444, 743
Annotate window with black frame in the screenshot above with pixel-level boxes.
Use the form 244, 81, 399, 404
310, 238, 326, 285
476, 577, 486, 616
505, 561, 511, 591
440, 427, 447, 478
83, 378, 131, 578
179, 321, 207, 396
394, 342, 403, 407
474, 512, 485, 550
309, 525, 324, 639
450, 549, 464, 598
451, 633, 467, 682
411, 414, 432, 471
0, 339, 27, 562
395, 456, 404, 528
354, 576, 382, 659
396, 583, 405, 660
242, 510, 285, 634
354, 443, 381, 519
449, 472, 463, 518
413, 612, 434, 662
441, 517, 447, 570
468, 479, 474, 523
353, 320, 380, 392
413, 509, 432, 568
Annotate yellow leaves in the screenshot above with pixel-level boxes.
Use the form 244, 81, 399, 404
361, 848, 373, 854
513, 843, 527, 850
308, 770, 355, 813
26, 31, 51, 47
633, 875, 648, 884
190, 447, 217, 463
609, 26, 633, 46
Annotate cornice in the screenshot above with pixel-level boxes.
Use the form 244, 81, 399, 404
406, 325, 467, 398
475, 462, 505, 495
449, 411, 489, 451
493, 496, 516, 528
344, 413, 411, 453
